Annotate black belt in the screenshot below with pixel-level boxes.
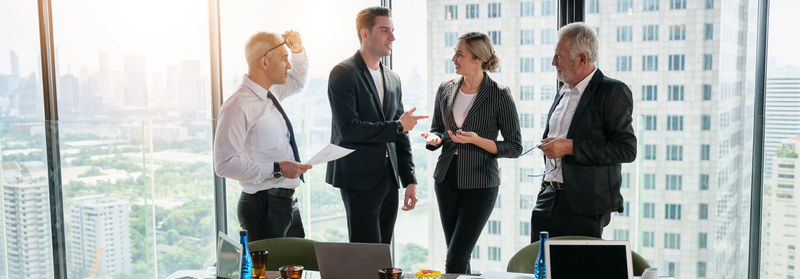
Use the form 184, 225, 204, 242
543, 181, 564, 190
265, 188, 295, 198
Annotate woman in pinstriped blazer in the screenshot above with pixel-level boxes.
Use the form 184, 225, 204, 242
422, 32, 522, 274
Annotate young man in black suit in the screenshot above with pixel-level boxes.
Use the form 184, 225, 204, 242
532, 22, 637, 240
326, 6, 428, 244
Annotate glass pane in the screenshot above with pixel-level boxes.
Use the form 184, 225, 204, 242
51, 0, 215, 278
391, 0, 432, 273
761, 1, 800, 278
220, 0, 376, 242
0, 1, 54, 278
422, 0, 558, 274
589, 0, 757, 278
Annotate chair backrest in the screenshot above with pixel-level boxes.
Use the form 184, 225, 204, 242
506, 236, 650, 276
248, 237, 318, 271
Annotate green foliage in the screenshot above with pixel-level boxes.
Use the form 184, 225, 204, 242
776, 145, 798, 158
1, 150, 45, 162
78, 167, 103, 177
399, 243, 429, 272
157, 239, 215, 277
71, 153, 142, 172
165, 229, 180, 245
160, 199, 214, 239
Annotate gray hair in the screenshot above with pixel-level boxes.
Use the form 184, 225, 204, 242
557, 22, 598, 63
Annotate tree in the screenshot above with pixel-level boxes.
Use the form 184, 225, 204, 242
165, 229, 180, 245
399, 243, 429, 272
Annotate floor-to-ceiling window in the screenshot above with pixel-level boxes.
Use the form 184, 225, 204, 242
219, 0, 376, 243
760, 1, 800, 278
0, 0, 779, 278
418, 0, 557, 273
588, 0, 758, 278
50, 0, 215, 278
0, 2, 53, 278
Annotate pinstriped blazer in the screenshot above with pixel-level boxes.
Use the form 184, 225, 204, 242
426, 74, 522, 189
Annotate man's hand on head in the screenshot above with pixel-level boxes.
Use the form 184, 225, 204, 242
282, 30, 304, 53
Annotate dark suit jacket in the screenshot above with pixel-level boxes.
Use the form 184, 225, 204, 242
542, 69, 637, 216
427, 74, 522, 189
325, 51, 416, 190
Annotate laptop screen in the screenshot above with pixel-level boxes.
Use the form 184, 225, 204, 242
545, 240, 632, 279
217, 232, 242, 279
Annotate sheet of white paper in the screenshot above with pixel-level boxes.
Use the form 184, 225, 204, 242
456, 271, 534, 279
302, 270, 321, 279
305, 144, 354, 165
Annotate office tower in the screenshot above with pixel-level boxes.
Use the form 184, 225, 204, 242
427, 0, 559, 273
10, 51, 19, 78
123, 55, 148, 107
178, 60, 207, 115
764, 66, 800, 177
67, 195, 132, 277
762, 135, 800, 279
2, 180, 53, 279
427, 1, 757, 278
58, 73, 79, 111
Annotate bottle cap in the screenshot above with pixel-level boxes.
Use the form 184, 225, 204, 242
540, 231, 549, 237
240, 230, 248, 236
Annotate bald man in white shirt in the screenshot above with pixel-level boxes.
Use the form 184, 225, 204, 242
214, 31, 312, 241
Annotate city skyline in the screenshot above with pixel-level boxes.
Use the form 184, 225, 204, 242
1, 1, 798, 279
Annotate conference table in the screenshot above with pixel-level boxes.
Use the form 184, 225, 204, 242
263, 271, 463, 279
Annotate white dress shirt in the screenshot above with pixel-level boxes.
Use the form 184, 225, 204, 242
545, 68, 597, 183
214, 50, 308, 194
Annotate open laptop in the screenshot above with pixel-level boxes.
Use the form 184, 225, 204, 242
545, 240, 633, 279
216, 231, 243, 279
315, 242, 393, 279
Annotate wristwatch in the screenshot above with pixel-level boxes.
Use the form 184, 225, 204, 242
272, 162, 282, 178
396, 120, 404, 134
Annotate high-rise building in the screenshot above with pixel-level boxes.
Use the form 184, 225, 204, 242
427, 1, 756, 278
123, 55, 148, 107
426, 0, 560, 273
762, 135, 800, 279
9, 51, 19, 78
765, 66, 800, 177
67, 195, 132, 277
2, 180, 53, 279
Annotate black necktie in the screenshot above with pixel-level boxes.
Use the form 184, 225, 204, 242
266, 91, 303, 182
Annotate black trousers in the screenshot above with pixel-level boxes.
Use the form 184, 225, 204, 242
435, 156, 498, 274
340, 164, 399, 244
238, 189, 305, 242
530, 182, 610, 242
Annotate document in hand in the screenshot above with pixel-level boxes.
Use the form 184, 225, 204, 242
305, 144, 354, 165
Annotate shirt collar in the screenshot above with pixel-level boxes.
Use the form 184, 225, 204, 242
241, 74, 269, 101
562, 67, 598, 95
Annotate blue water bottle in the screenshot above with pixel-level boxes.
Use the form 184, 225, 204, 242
534, 231, 549, 279
240, 230, 253, 279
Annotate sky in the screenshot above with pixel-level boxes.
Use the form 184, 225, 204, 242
0, 0, 796, 76
767, 0, 800, 68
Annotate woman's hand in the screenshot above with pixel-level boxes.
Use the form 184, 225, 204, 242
421, 132, 442, 146
447, 130, 481, 145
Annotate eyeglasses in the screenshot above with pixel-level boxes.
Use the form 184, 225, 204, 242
521, 143, 559, 177
262, 38, 293, 58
